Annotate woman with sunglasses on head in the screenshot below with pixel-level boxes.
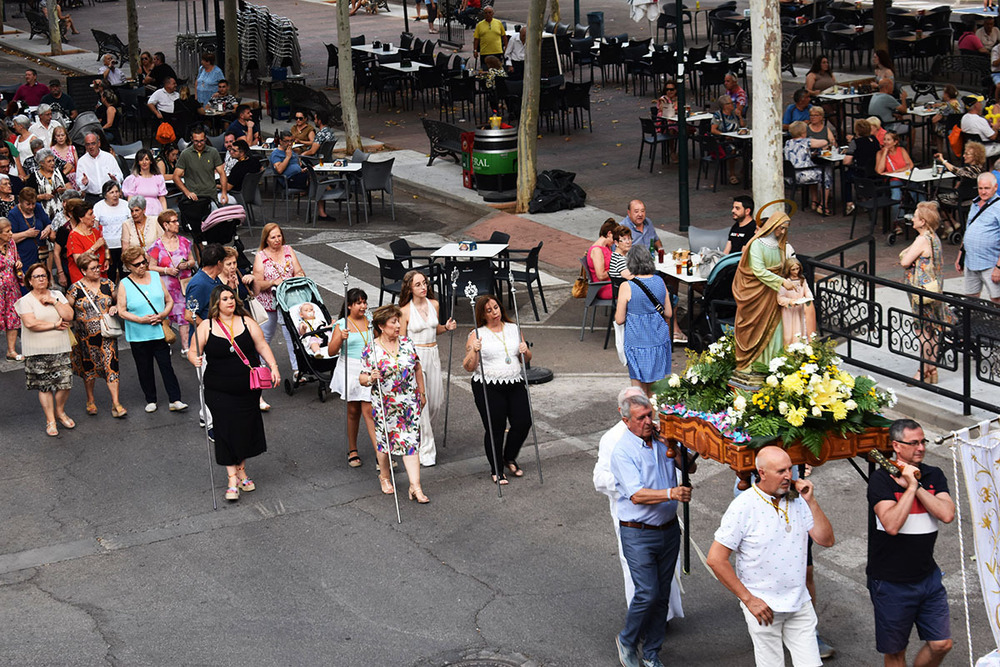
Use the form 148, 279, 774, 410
117, 245, 186, 414
188, 285, 280, 501
148, 209, 195, 351
288, 112, 315, 154
15, 262, 75, 436
66, 251, 124, 418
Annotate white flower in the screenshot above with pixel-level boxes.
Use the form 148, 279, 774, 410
778, 401, 789, 415
812, 406, 822, 417
708, 342, 722, 356
668, 374, 681, 388
690, 375, 698, 385
769, 357, 787, 373
766, 375, 779, 387
802, 363, 819, 375
886, 388, 897, 407
733, 395, 747, 412
845, 399, 857, 410
804, 345, 814, 357
787, 341, 805, 353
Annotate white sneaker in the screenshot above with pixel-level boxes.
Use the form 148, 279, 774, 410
145, 403, 157, 413
169, 401, 189, 412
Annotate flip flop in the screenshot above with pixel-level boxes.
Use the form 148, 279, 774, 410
348, 452, 363, 468
6, 353, 23, 361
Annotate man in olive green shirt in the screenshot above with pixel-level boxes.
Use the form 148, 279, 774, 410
174, 125, 228, 232
473, 6, 508, 69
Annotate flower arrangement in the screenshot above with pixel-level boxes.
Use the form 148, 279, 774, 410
654, 334, 896, 456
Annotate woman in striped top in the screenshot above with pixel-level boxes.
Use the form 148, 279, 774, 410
609, 225, 634, 280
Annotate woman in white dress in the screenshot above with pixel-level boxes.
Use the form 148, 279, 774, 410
327, 288, 376, 471
399, 270, 456, 467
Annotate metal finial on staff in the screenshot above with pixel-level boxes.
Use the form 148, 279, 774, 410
507, 269, 543, 484
466, 281, 503, 498
442, 267, 459, 449
367, 309, 402, 523
343, 263, 350, 456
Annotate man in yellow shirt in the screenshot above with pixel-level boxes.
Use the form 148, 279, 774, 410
473, 6, 508, 69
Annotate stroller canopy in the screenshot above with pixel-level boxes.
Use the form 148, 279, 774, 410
276, 277, 325, 313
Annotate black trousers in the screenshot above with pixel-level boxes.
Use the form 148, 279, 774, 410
471, 379, 531, 476
130, 338, 182, 403
108, 247, 123, 284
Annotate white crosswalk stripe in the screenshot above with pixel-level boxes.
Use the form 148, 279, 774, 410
294, 249, 382, 304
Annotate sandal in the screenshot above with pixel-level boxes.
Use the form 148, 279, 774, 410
111, 404, 127, 418
86, 402, 98, 416
491, 474, 510, 486
348, 451, 363, 468
45, 421, 58, 437
845, 202, 855, 215
810, 201, 819, 212
379, 475, 394, 495
57, 413, 75, 429
5, 352, 23, 361
505, 460, 524, 477
259, 398, 271, 412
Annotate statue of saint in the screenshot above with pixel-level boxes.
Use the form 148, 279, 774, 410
732, 211, 797, 373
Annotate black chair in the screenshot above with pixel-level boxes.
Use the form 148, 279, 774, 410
783, 159, 822, 210
351, 35, 366, 46
454, 259, 496, 303
325, 44, 339, 85
579, 256, 612, 340
390, 238, 438, 269
709, 12, 744, 51
399, 32, 415, 51
706, 2, 737, 45
376, 256, 408, 304
564, 80, 593, 132
505, 242, 547, 321
781, 34, 801, 77
359, 158, 395, 221
440, 76, 476, 123
696, 61, 728, 106
570, 37, 595, 81
538, 79, 568, 134
486, 230, 511, 281
638, 117, 671, 172
694, 133, 737, 192
597, 41, 624, 85
850, 176, 897, 238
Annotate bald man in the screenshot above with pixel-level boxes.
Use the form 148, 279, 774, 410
620, 199, 661, 252
707, 446, 834, 667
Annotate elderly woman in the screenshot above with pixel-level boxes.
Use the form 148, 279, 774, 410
26, 148, 67, 227
122, 149, 168, 217
785, 120, 832, 215
67, 251, 124, 417
11, 115, 37, 160
0, 219, 23, 360
93, 180, 129, 282
0, 174, 16, 218
15, 263, 75, 436
932, 84, 963, 154
934, 141, 986, 236
50, 125, 78, 189
614, 247, 671, 396
148, 210, 195, 350
587, 218, 616, 300
121, 195, 163, 251
118, 245, 187, 414
899, 202, 951, 384
188, 285, 279, 500
710, 94, 745, 185
462, 294, 532, 484
9, 187, 52, 276
252, 223, 305, 378
806, 106, 837, 146
359, 304, 430, 501
21, 138, 45, 174
65, 200, 106, 284
609, 225, 634, 279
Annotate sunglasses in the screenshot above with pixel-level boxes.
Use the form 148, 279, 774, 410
131, 259, 148, 268
30, 273, 48, 280
295, 115, 305, 120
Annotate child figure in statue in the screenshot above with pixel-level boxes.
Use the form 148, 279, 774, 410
777, 258, 817, 346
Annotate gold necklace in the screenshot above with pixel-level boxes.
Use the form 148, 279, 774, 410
487, 325, 512, 364
752, 485, 792, 533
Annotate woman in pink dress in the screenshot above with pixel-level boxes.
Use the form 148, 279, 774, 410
252, 222, 305, 378
0, 219, 24, 360
586, 219, 616, 300
777, 259, 817, 346
50, 125, 77, 190
121, 149, 168, 217
147, 210, 195, 352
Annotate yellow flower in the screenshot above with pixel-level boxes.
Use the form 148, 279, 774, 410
811, 374, 843, 408
837, 371, 855, 389
831, 401, 848, 421
782, 374, 806, 395
786, 406, 807, 427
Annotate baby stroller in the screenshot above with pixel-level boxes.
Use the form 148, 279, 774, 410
275, 277, 339, 401
688, 252, 742, 349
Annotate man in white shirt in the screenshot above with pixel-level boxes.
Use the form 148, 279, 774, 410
505, 26, 527, 79
978, 16, 1000, 52
147, 77, 180, 120
961, 94, 1000, 157
28, 104, 61, 148
76, 132, 123, 204
707, 446, 835, 667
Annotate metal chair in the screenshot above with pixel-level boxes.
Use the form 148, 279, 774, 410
638, 117, 671, 173
272, 167, 309, 222
579, 256, 612, 340
377, 256, 408, 304
325, 43, 339, 85
359, 158, 395, 221
504, 242, 547, 321
307, 168, 353, 227
235, 168, 264, 228
564, 80, 593, 132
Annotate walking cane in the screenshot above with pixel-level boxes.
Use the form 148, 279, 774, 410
465, 282, 503, 498
442, 267, 459, 449
342, 263, 350, 453
189, 305, 218, 510
366, 310, 402, 523
506, 270, 543, 484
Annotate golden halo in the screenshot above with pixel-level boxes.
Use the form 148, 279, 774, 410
755, 199, 798, 226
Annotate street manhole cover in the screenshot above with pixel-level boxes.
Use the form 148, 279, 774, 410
413, 646, 541, 667
450, 661, 521, 667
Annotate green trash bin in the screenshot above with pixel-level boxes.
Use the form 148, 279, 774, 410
472, 127, 517, 192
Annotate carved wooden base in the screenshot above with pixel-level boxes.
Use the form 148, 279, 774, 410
658, 413, 890, 489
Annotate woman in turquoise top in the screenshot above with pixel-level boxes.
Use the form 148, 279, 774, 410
327, 288, 375, 469
195, 52, 226, 105
117, 245, 187, 414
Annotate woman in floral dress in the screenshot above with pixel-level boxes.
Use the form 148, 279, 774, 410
359, 304, 430, 503
0, 219, 24, 360
252, 223, 305, 378
148, 210, 195, 352
50, 126, 77, 189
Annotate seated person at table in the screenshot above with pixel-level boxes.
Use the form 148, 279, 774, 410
302, 110, 337, 158
711, 94, 745, 185
294, 302, 330, 358
932, 84, 963, 154
867, 115, 886, 145
269, 131, 308, 190
875, 131, 914, 233
805, 54, 837, 97
477, 56, 508, 90
843, 118, 881, 214
782, 89, 812, 131
147, 77, 179, 121
289, 112, 315, 151
144, 52, 178, 88
222, 140, 261, 194
724, 195, 755, 255
873, 49, 896, 82
979, 16, 1000, 51
784, 121, 832, 216
226, 105, 261, 147
609, 225, 633, 280
655, 79, 679, 120
587, 218, 615, 299
958, 28, 989, 54
868, 78, 909, 135
935, 141, 986, 236
209, 79, 238, 112
806, 106, 837, 146
961, 94, 1000, 157
723, 73, 747, 115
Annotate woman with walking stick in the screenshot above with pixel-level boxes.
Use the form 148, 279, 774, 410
462, 294, 532, 485
359, 305, 430, 503
328, 288, 375, 470
399, 270, 456, 468
187, 285, 280, 502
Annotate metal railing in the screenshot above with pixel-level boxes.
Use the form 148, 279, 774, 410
802, 235, 1000, 416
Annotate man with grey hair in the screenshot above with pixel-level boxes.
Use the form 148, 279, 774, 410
76, 133, 123, 204
28, 104, 61, 147
20, 139, 45, 175
707, 446, 834, 667
956, 172, 1000, 304
611, 392, 692, 667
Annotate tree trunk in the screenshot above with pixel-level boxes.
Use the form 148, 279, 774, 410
516, 0, 546, 213
336, 0, 363, 153
47, 1, 62, 55
224, 0, 239, 96
1, 0, 6, 36
126, 0, 140, 80
749, 0, 782, 218
872, 0, 888, 55
549, 0, 560, 24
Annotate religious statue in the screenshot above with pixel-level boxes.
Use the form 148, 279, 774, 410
732, 211, 797, 375
777, 258, 817, 347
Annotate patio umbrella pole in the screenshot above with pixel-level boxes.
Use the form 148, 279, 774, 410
367, 310, 403, 523
507, 269, 543, 484
442, 267, 459, 449
466, 282, 503, 498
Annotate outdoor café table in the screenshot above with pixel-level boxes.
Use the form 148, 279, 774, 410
432, 242, 510, 310
654, 253, 708, 345
352, 43, 402, 57
718, 129, 753, 188
815, 149, 846, 215
906, 104, 940, 162
314, 160, 364, 219
814, 88, 873, 139
884, 166, 955, 200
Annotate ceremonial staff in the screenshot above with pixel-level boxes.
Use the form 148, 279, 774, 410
189, 296, 218, 510
366, 310, 402, 523
506, 270, 543, 484
466, 282, 503, 498
442, 267, 459, 449
342, 263, 350, 451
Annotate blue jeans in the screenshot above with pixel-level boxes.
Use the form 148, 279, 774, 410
618, 522, 680, 660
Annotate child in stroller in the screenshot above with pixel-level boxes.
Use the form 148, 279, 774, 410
292, 302, 331, 358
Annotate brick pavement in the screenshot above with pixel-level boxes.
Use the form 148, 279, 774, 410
466, 212, 593, 269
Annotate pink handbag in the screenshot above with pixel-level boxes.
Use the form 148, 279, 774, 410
218, 317, 273, 390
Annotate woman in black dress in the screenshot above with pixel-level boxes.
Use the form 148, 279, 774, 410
187, 285, 280, 502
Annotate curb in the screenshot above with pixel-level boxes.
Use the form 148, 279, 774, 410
0, 38, 96, 77
394, 175, 495, 218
